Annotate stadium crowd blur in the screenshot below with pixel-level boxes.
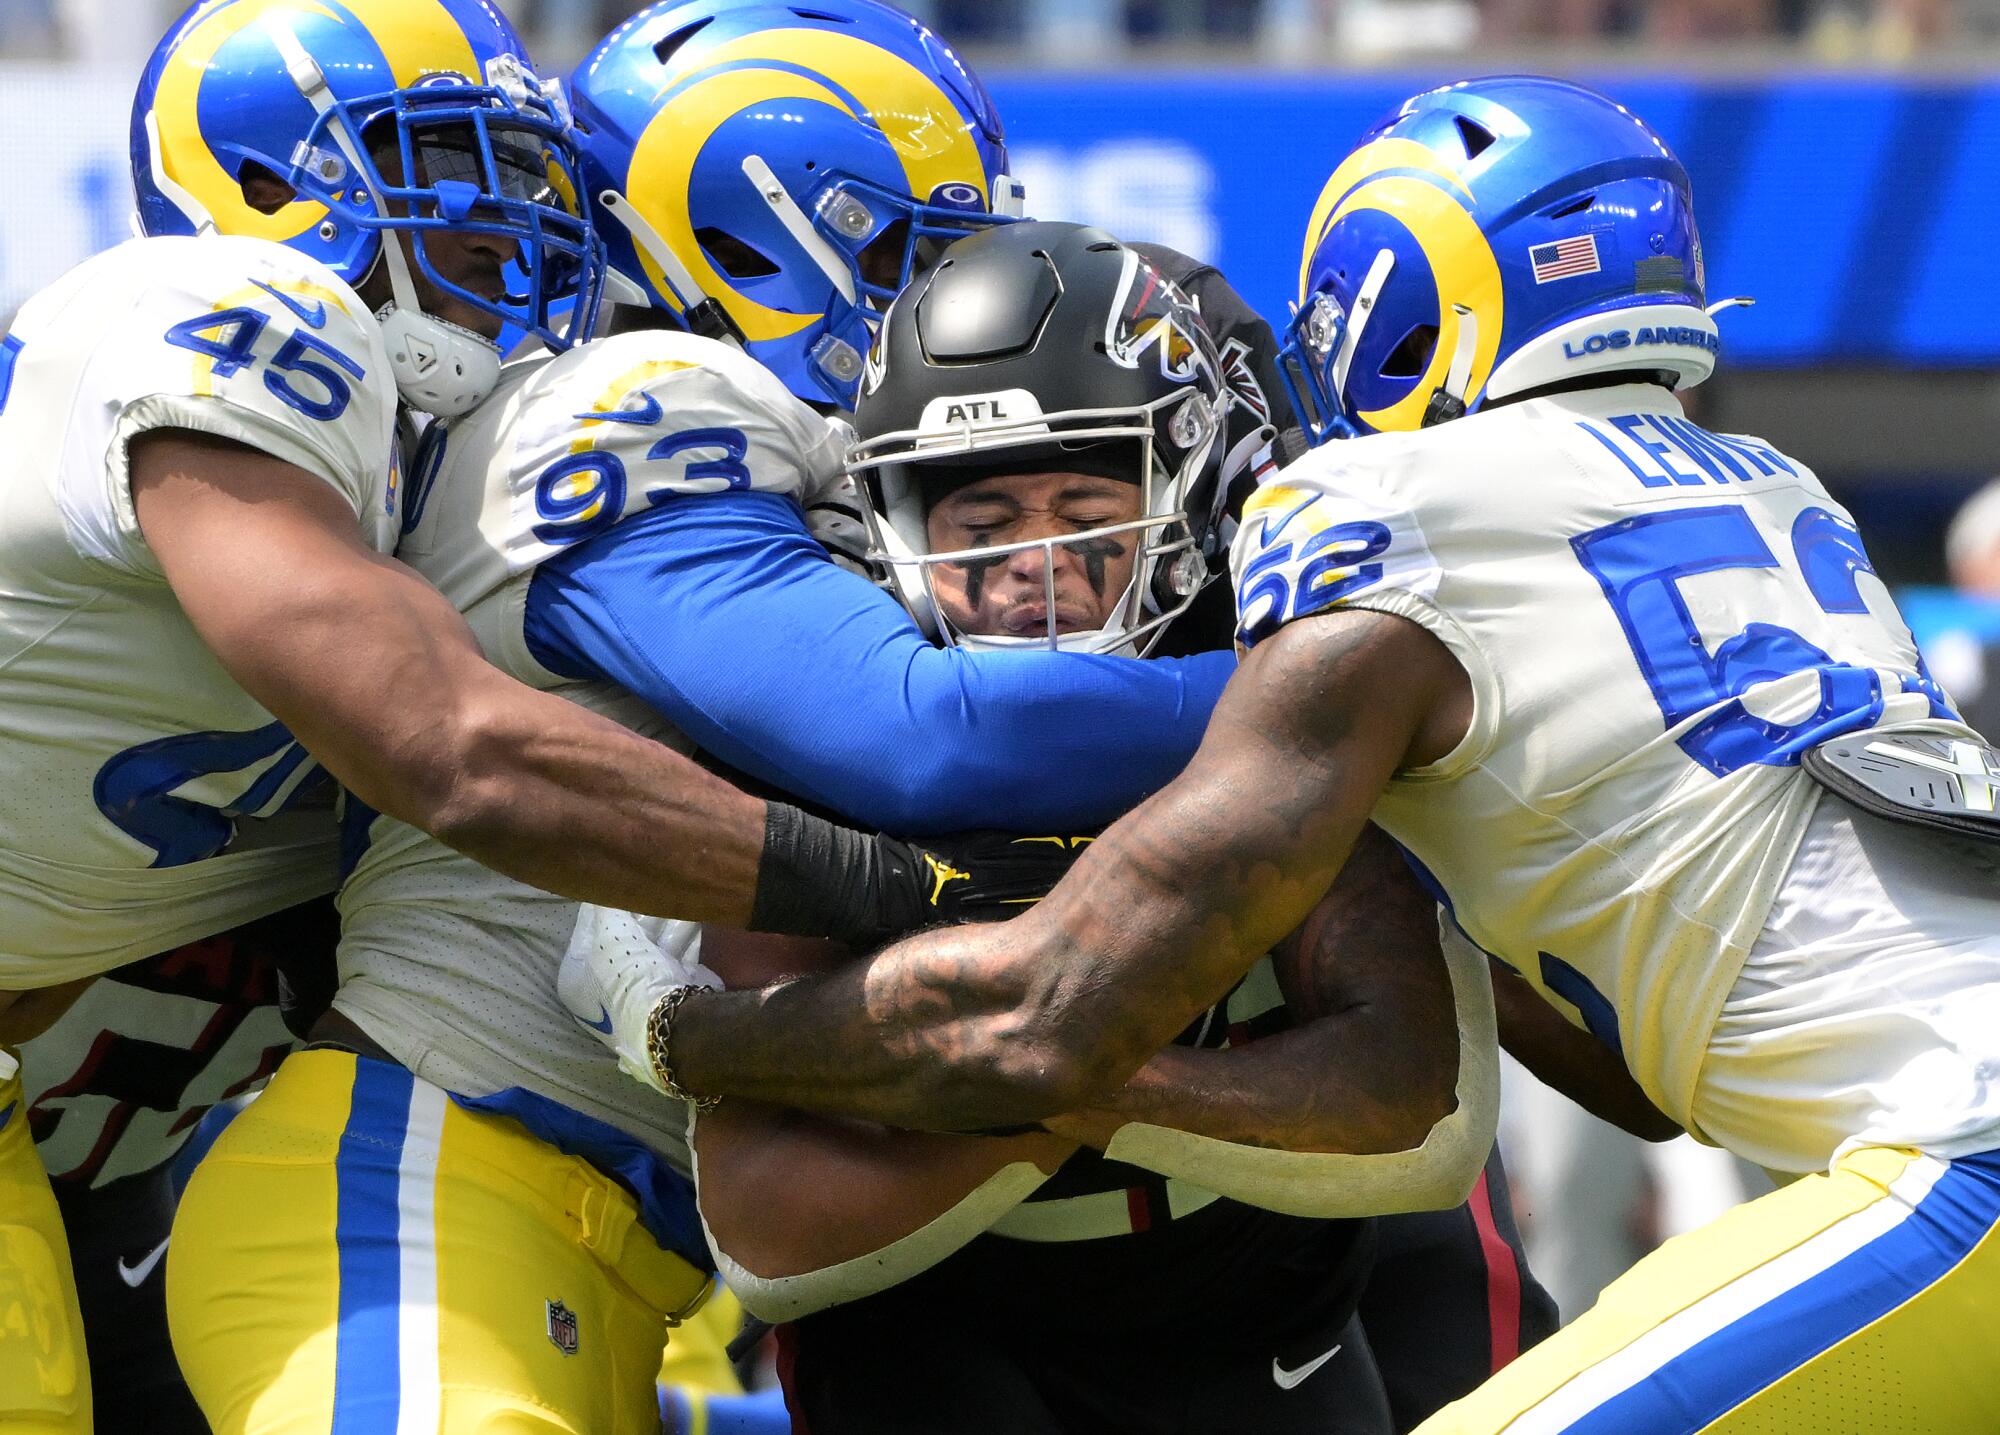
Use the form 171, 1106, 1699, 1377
4, 0, 2000, 63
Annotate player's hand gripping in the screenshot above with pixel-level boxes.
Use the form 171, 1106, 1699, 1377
573, 829, 1094, 1105
870, 830, 1097, 933
751, 807, 1099, 950
559, 906, 722, 1103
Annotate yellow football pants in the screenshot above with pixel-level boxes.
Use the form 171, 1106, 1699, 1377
1415, 1145, 2000, 1434
658, 1284, 748, 1395
168, 1049, 713, 1435
0, 1052, 89, 1432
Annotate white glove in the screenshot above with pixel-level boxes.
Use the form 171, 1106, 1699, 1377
558, 906, 721, 1097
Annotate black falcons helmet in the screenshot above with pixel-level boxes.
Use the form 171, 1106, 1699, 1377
849, 220, 1229, 655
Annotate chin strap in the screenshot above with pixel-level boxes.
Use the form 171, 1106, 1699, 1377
596, 188, 745, 348
741, 153, 867, 394
1330, 248, 1396, 400
1421, 303, 1479, 428
145, 110, 217, 235
742, 153, 856, 306
265, 15, 502, 417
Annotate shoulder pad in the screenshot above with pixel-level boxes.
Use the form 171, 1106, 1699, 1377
1231, 449, 1441, 649
482, 330, 848, 568
34, 235, 397, 570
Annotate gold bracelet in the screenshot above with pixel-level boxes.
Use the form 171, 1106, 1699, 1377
646, 986, 720, 1110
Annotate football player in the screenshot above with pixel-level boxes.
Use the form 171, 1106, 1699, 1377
161, 9, 1240, 1434
574, 223, 1661, 1435
660, 222, 1502, 1435
0, 5, 596, 1426
577, 77, 2000, 1432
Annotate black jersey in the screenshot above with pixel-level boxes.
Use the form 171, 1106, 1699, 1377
24, 895, 336, 1191
780, 829, 1384, 1433
993, 950, 1296, 1240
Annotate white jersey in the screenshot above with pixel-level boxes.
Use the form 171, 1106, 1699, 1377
1231, 383, 1973, 1130
336, 329, 844, 1161
0, 236, 397, 988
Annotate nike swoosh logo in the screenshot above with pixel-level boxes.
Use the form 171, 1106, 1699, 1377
1253, 492, 1318, 547
1272, 1342, 1342, 1391
576, 1005, 615, 1035
0, 1102, 14, 1129
117, 1236, 170, 1289
576, 392, 663, 427
252, 279, 328, 330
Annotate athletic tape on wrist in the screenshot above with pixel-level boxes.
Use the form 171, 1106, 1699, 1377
750, 804, 899, 946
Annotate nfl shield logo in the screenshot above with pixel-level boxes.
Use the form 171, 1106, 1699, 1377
546, 1300, 580, 1356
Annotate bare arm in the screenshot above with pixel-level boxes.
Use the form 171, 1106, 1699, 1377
1492, 955, 1681, 1142
693, 1101, 1073, 1279
131, 432, 763, 923
1046, 824, 1458, 1156
689, 925, 1073, 1312
669, 608, 1472, 1129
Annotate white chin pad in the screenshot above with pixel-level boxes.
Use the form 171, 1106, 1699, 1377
377, 306, 502, 418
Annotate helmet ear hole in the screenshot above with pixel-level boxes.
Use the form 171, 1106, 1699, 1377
1454, 116, 1496, 159
1380, 323, 1439, 380
695, 227, 780, 279
653, 19, 713, 67
238, 160, 295, 215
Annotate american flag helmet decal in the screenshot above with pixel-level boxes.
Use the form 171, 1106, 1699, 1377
1530, 235, 1602, 283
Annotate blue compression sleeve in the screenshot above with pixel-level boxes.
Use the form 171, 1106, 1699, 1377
522, 492, 1234, 834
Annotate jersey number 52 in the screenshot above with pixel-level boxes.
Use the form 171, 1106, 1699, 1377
1573, 502, 1952, 777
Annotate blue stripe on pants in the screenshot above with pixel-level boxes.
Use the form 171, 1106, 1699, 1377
1566, 1150, 2000, 1434
331, 1060, 415, 1434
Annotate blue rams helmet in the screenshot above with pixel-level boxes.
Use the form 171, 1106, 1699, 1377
132, 0, 603, 416
1280, 76, 1718, 443
571, 0, 1022, 410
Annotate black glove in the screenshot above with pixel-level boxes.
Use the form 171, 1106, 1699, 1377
888, 826, 1097, 928
750, 803, 1097, 949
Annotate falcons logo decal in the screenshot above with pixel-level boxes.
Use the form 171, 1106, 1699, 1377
1218, 337, 1272, 425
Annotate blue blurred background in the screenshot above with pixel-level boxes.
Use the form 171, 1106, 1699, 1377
994, 73, 2000, 367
